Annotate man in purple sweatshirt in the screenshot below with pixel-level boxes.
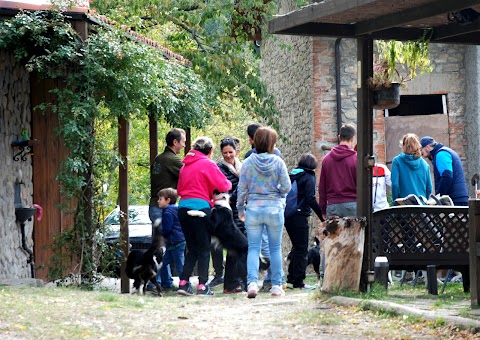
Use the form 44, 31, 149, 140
318, 124, 357, 219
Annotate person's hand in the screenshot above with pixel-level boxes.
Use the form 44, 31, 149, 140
239, 214, 245, 222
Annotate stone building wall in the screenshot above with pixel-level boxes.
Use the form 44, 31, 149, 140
0, 50, 34, 278
260, 33, 313, 170
262, 27, 470, 181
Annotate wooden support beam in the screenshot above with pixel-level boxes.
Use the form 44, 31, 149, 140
357, 36, 374, 292
355, 0, 480, 36
118, 117, 129, 294
469, 199, 480, 306
433, 20, 480, 41
149, 113, 158, 166
268, 22, 355, 37
269, 0, 377, 34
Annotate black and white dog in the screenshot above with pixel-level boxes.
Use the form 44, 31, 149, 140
208, 193, 249, 290
125, 234, 165, 296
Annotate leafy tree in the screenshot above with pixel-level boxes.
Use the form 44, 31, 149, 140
90, 0, 279, 128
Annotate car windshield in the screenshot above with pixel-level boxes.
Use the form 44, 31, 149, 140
104, 207, 150, 225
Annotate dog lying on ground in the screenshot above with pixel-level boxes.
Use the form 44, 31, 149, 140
125, 234, 165, 296
286, 236, 321, 281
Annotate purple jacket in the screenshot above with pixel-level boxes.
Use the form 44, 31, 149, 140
319, 144, 357, 214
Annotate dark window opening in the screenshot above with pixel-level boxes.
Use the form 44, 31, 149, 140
387, 94, 445, 116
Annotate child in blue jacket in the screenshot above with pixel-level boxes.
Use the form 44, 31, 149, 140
158, 188, 185, 289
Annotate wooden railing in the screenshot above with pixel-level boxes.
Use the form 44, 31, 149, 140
371, 205, 470, 292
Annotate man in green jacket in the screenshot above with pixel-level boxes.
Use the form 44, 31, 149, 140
149, 128, 186, 289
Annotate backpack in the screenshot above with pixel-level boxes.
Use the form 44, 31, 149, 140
284, 179, 300, 218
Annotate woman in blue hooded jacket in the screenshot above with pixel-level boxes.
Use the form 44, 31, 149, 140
285, 153, 324, 290
391, 133, 432, 203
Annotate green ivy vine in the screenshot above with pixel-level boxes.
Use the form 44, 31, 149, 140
0, 10, 212, 284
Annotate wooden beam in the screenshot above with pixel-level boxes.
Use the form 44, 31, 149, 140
371, 27, 432, 41
355, 0, 480, 36
469, 199, 480, 306
269, 22, 355, 37
149, 113, 158, 166
433, 20, 480, 41
357, 36, 374, 292
269, 0, 377, 34
118, 117, 129, 294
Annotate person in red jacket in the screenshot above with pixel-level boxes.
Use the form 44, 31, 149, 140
318, 124, 357, 219
176, 136, 232, 296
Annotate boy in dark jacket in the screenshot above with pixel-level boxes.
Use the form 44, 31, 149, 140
158, 188, 185, 289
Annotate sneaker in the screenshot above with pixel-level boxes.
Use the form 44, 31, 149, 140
207, 276, 224, 288
197, 284, 214, 296
177, 281, 194, 296
270, 285, 285, 296
247, 282, 258, 299
297, 284, 316, 290
260, 282, 272, 292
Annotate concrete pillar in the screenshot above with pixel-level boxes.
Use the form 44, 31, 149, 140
465, 46, 480, 197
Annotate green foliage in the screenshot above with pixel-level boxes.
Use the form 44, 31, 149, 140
90, 0, 280, 128
0, 10, 212, 282
369, 33, 433, 90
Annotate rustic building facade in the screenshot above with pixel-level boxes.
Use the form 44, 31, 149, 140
260, 1, 480, 199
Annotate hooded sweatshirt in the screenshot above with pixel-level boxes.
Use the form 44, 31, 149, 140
290, 168, 323, 219
177, 150, 232, 209
391, 152, 432, 202
237, 153, 291, 216
319, 144, 357, 214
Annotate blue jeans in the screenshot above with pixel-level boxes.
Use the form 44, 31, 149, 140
160, 242, 186, 288
245, 205, 284, 287
149, 206, 164, 285
261, 228, 285, 284
326, 202, 357, 218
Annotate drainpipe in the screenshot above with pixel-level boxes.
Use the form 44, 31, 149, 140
20, 221, 35, 278
335, 38, 343, 138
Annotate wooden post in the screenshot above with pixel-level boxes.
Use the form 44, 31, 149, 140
149, 113, 158, 166
322, 217, 366, 292
118, 117, 129, 294
469, 199, 480, 306
357, 36, 374, 292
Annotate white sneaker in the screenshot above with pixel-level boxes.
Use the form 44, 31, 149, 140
247, 282, 258, 299
270, 285, 285, 297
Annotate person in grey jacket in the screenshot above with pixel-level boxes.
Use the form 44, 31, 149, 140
237, 127, 291, 298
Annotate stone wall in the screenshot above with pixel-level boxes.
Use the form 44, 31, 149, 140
0, 50, 34, 278
259, 0, 315, 170
262, 28, 472, 185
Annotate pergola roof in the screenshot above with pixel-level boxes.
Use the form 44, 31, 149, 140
269, 0, 480, 44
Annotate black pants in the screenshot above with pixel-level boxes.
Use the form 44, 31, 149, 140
178, 207, 211, 285
285, 214, 309, 287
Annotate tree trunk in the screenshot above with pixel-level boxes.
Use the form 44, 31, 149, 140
321, 217, 366, 292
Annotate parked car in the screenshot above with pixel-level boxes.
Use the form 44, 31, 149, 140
103, 205, 152, 251
98, 205, 152, 277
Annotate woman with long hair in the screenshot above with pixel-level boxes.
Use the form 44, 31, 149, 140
237, 127, 291, 298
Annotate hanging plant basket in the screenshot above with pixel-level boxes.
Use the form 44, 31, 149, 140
373, 83, 401, 110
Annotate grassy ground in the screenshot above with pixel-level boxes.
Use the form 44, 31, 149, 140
0, 275, 477, 339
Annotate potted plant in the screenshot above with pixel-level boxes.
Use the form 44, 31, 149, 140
368, 35, 432, 109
